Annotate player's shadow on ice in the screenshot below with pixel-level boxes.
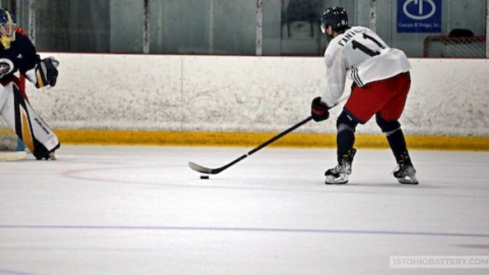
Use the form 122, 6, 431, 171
345, 182, 441, 188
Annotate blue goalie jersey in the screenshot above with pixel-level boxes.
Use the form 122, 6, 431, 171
0, 31, 40, 84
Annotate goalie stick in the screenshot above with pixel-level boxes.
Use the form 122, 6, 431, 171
188, 96, 347, 175
0, 151, 27, 161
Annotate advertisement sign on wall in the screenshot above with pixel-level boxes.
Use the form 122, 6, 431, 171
397, 0, 442, 33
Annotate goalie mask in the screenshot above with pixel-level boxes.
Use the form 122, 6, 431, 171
0, 9, 17, 49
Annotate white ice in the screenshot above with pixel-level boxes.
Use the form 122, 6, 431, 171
1, 145, 489, 274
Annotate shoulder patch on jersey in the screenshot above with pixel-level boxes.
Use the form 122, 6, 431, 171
0, 58, 15, 78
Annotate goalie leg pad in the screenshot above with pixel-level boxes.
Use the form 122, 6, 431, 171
0, 82, 60, 159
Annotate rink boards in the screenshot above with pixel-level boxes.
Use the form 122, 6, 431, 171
19, 54, 489, 150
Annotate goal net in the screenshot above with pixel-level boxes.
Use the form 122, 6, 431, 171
423, 35, 486, 58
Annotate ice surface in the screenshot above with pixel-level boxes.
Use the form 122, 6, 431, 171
1, 145, 489, 274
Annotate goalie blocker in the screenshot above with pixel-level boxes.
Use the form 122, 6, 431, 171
0, 77, 60, 160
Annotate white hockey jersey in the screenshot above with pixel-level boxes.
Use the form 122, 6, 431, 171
321, 26, 411, 107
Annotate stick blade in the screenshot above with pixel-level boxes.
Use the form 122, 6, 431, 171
188, 161, 219, 175
0, 151, 27, 161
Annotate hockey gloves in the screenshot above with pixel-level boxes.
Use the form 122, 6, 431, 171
311, 97, 329, 122
34, 57, 59, 88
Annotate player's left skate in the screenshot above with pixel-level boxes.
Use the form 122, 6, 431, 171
325, 148, 356, 185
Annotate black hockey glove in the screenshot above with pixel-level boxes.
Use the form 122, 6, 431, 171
35, 57, 59, 88
311, 97, 329, 122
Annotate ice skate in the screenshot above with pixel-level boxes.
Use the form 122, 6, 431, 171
393, 163, 418, 184
325, 148, 356, 185
36, 143, 60, 160
393, 152, 418, 185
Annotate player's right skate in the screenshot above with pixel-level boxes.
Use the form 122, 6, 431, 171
325, 148, 356, 185
394, 163, 418, 184
393, 152, 418, 185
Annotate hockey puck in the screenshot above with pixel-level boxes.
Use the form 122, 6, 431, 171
200, 175, 209, 180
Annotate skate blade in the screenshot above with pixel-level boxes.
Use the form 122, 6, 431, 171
47, 152, 56, 160
397, 175, 419, 185
325, 174, 349, 185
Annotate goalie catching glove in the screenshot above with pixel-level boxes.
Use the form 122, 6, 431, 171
25, 57, 59, 88
311, 97, 330, 122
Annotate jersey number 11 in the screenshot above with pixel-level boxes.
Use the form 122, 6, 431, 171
352, 33, 386, 57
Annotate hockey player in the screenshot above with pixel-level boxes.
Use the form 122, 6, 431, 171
0, 9, 60, 160
310, 7, 418, 185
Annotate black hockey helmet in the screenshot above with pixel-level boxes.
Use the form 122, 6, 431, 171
320, 6, 348, 34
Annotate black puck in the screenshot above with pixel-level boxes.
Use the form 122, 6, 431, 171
200, 175, 209, 180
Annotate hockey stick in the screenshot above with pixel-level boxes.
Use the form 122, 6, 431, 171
188, 97, 347, 175
189, 116, 313, 175
0, 151, 27, 161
